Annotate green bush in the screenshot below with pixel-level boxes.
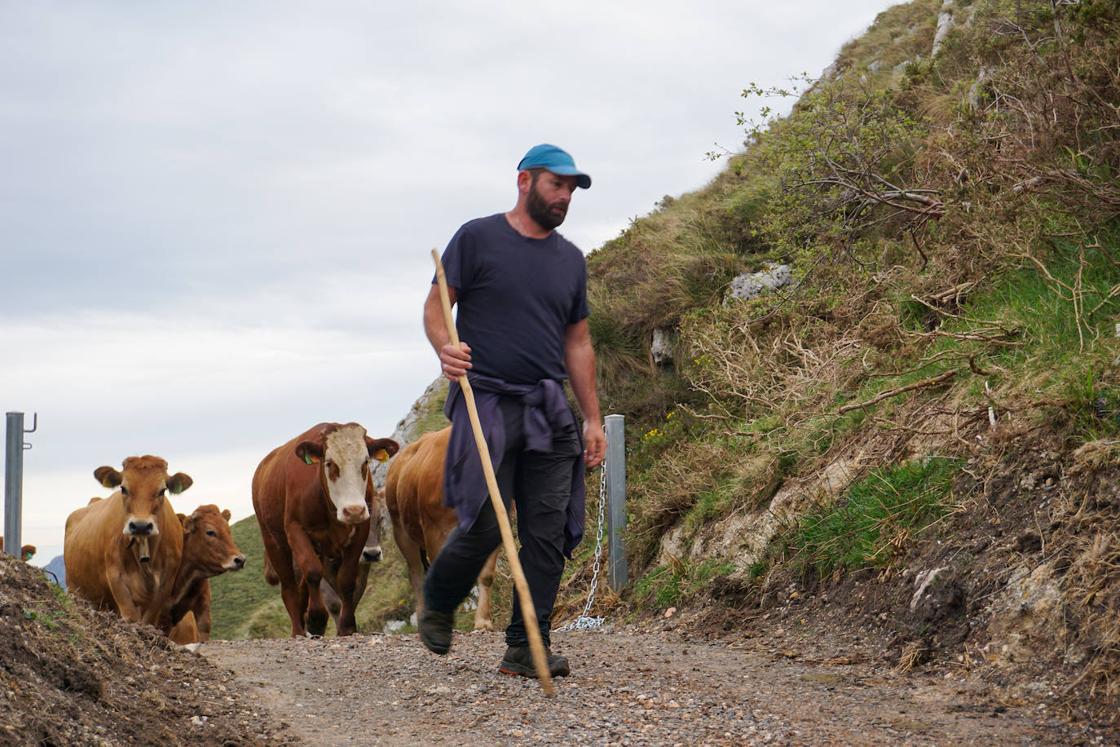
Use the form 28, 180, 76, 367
790, 457, 963, 580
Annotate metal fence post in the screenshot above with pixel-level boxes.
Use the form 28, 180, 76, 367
604, 414, 628, 592
4, 412, 36, 558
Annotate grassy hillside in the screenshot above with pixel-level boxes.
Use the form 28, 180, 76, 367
566, 0, 1120, 723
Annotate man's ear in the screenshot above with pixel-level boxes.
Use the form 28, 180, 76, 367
94, 466, 122, 488
516, 169, 533, 195
168, 473, 193, 494
296, 441, 324, 465
365, 437, 400, 463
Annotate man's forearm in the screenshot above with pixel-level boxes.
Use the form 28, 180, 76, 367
565, 338, 601, 424
424, 285, 457, 353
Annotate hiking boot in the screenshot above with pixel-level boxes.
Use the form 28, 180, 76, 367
498, 645, 570, 678
418, 609, 455, 655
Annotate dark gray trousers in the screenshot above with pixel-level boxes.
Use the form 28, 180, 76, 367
423, 396, 580, 648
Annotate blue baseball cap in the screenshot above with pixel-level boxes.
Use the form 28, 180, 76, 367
517, 144, 592, 189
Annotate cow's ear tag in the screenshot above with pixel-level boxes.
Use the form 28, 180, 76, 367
303, 453, 316, 465
373, 449, 389, 463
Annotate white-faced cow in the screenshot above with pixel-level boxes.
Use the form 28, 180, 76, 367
253, 423, 398, 637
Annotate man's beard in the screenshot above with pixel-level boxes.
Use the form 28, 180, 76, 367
527, 182, 568, 231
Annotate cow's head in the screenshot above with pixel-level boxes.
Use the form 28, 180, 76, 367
361, 495, 389, 563
21, 545, 36, 562
295, 424, 398, 525
178, 505, 245, 575
94, 456, 192, 546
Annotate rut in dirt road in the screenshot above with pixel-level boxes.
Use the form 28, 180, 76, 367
201, 630, 1101, 746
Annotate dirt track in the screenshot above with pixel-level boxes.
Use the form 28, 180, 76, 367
202, 628, 1103, 746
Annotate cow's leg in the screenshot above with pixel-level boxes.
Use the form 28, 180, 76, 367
333, 532, 367, 636
393, 524, 428, 621
320, 579, 343, 631
194, 584, 213, 642
107, 572, 142, 622
286, 524, 328, 636
263, 531, 307, 637
473, 547, 500, 632
351, 562, 371, 610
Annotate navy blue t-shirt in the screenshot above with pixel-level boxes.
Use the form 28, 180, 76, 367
437, 213, 589, 384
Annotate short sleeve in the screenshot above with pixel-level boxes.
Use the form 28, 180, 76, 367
568, 260, 589, 324
435, 223, 476, 296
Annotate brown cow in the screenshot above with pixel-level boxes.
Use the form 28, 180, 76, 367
64, 456, 191, 625
0, 538, 36, 561
253, 422, 398, 637
385, 426, 499, 631
164, 505, 245, 643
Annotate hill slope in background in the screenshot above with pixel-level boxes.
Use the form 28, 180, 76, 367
572, 0, 1119, 726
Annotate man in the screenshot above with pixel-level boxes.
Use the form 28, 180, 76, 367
420, 143, 606, 678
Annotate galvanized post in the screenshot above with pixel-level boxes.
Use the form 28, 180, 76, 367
604, 414, 628, 591
4, 412, 36, 558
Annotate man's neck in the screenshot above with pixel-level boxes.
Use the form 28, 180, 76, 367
504, 209, 551, 240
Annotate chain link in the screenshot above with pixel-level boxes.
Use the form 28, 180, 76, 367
556, 440, 608, 632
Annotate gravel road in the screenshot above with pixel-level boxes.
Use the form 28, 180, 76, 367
201, 628, 1101, 746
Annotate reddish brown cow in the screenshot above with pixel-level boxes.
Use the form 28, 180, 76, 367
385, 426, 499, 631
164, 505, 245, 643
253, 422, 398, 637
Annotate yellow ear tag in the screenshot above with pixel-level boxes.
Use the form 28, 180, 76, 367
373, 449, 389, 463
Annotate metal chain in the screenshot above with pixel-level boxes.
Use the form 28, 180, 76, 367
556, 448, 608, 632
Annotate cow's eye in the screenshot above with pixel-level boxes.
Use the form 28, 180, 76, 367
206, 530, 217, 538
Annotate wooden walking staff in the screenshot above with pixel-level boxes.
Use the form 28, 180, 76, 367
431, 249, 556, 694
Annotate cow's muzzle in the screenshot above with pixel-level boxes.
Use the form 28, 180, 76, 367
128, 520, 156, 536
226, 555, 246, 571
362, 547, 383, 563
339, 505, 369, 524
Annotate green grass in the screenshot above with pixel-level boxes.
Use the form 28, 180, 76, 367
789, 457, 963, 580
631, 558, 737, 611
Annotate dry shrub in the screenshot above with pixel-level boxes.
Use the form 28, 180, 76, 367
681, 303, 863, 427
1055, 447, 1120, 714
628, 437, 731, 562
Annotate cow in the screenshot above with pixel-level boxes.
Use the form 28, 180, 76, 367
164, 505, 245, 644
253, 422, 398, 637
385, 426, 500, 631
319, 499, 387, 630
63, 456, 191, 626
0, 538, 36, 561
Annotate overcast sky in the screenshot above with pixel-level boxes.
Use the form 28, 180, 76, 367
1, 1, 899, 564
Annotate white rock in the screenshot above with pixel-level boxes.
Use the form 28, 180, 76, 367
725, 264, 792, 304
